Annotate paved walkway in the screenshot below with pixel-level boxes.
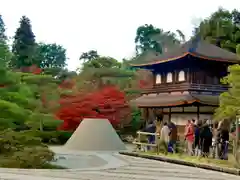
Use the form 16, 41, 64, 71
0, 147, 239, 180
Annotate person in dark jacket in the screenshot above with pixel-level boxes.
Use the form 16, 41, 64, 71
193, 120, 202, 156
199, 120, 213, 157
168, 121, 178, 153
220, 129, 229, 160
144, 121, 156, 151
217, 119, 230, 160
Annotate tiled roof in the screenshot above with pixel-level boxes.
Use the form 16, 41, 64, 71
131, 40, 240, 67
131, 93, 219, 107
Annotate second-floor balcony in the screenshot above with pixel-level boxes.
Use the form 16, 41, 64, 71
141, 82, 229, 94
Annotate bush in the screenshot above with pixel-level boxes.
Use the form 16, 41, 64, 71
0, 129, 61, 169
57, 131, 72, 144
21, 130, 73, 145
0, 146, 55, 168
0, 129, 43, 153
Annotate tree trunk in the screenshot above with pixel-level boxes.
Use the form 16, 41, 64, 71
39, 119, 43, 131
235, 118, 239, 164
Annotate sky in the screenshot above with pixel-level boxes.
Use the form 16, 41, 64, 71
0, 0, 239, 71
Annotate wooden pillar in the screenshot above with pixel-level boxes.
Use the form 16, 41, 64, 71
174, 70, 177, 83
146, 108, 149, 126
187, 68, 191, 83
153, 108, 157, 120
182, 107, 184, 112
169, 107, 172, 122
197, 105, 200, 121
151, 108, 156, 122
160, 108, 164, 121
235, 116, 239, 160
141, 108, 146, 120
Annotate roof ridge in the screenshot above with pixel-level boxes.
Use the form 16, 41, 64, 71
131, 39, 239, 67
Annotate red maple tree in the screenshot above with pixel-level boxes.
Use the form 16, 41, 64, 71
58, 79, 75, 89
56, 85, 130, 131
20, 65, 42, 74
138, 80, 149, 88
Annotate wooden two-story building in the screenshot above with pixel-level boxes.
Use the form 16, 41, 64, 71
131, 40, 240, 132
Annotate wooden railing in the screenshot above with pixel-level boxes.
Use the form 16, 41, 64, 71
133, 131, 160, 152
141, 82, 228, 94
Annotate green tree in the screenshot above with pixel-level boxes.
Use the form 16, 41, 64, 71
214, 64, 240, 164
36, 43, 67, 68
77, 54, 136, 93
135, 24, 162, 54
0, 63, 62, 132
79, 53, 137, 92
152, 30, 181, 52
135, 24, 182, 55
195, 8, 240, 53
0, 69, 58, 167
11, 16, 36, 69
20, 73, 62, 131
43, 67, 64, 77
0, 68, 36, 130
79, 50, 99, 63
82, 56, 121, 69
0, 15, 11, 67
215, 65, 240, 119
232, 9, 240, 25
0, 14, 6, 40
176, 29, 186, 43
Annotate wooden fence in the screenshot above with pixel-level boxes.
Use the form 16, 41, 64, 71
133, 131, 160, 152
133, 131, 239, 158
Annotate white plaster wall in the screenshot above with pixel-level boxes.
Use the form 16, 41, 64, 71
166, 72, 173, 83
155, 74, 161, 84
163, 113, 213, 126
178, 70, 185, 81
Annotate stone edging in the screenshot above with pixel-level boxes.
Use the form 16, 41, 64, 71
119, 152, 240, 176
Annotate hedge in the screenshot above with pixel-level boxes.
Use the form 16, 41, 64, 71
21, 130, 73, 145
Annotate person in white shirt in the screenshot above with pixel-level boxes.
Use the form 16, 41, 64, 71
160, 122, 170, 153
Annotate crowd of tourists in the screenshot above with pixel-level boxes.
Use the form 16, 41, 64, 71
184, 119, 229, 160
143, 118, 230, 160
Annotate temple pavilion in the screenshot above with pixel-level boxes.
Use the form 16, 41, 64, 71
130, 39, 240, 132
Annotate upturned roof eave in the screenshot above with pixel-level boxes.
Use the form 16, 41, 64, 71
130, 52, 240, 68
130, 93, 219, 108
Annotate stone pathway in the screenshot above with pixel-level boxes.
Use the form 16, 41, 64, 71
0, 147, 239, 180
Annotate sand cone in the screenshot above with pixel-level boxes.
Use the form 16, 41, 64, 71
64, 118, 126, 151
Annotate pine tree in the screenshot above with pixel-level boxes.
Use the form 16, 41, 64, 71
0, 14, 6, 40
0, 14, 11, 67
214, 64, 240, 164
17, 67, 62, 131
11, 16, 36, 69
0, 67, 35, 130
